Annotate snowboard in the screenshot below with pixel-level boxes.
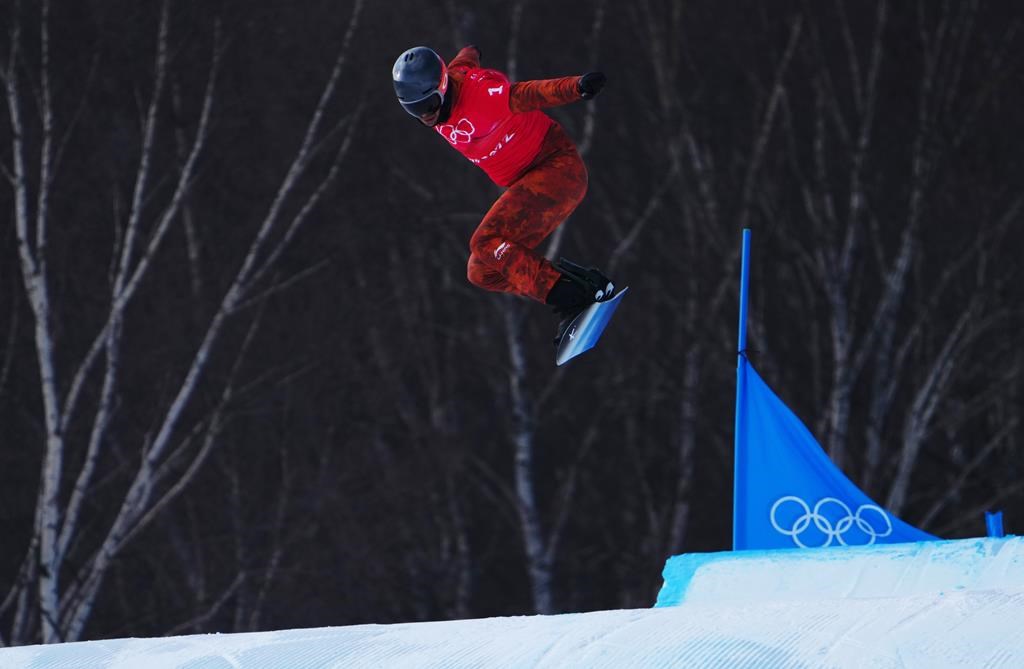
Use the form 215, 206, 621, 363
555, 287, 629, 366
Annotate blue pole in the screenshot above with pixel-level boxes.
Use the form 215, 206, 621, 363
737, 229, 751, 354
732, 229, 751, 550
986, 511, 1005, 538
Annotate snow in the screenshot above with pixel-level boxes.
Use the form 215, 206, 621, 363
657, 536, 1024, 606
3, 537, 1023, 668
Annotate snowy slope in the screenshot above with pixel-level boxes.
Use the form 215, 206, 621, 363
3, 538, 1023, 668
3, 587, 1024, 668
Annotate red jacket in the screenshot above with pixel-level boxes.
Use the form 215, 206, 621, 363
436, 46, 583, 187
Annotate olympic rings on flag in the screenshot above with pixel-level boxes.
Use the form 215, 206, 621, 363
770, 496, 894, 548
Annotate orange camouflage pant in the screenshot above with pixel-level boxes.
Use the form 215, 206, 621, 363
467, 124, 588, 302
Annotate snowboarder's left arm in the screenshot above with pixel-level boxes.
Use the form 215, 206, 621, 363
448, 45, 482, 72
510, 72, 606, 112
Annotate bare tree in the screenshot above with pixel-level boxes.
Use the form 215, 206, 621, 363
0, 0, 364, 644
772, 0, 1022, 520
493, 0, 615, 615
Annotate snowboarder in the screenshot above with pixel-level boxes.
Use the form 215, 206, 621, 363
391, 45, 615, 345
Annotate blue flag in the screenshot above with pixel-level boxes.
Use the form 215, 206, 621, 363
733, 358, 935, 550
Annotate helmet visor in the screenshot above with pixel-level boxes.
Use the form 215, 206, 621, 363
400, 91, 443, 118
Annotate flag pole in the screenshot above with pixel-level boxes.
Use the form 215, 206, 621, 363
732, 229, 751, 550
737, 229, 751, 354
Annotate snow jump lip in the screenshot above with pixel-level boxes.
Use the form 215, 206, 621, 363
657, 535, 1024, 608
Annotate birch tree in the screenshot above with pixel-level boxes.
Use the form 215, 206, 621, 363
771, 0, 1022, 520
495, 0, 614, 615
0, 0, 364, 644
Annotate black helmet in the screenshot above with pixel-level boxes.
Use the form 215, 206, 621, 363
392, 46, 448, 118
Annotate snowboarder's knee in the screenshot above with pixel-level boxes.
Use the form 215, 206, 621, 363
466, 255, 487, 288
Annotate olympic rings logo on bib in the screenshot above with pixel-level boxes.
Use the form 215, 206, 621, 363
437, 118, 475, 145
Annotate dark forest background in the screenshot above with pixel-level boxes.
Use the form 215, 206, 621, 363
1, 0, 1022, 646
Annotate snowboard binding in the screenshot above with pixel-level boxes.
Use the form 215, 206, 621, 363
547, 258, 617, 348
553, 258, 616, 303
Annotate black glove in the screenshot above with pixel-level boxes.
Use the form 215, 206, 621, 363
578, 72, 607, 99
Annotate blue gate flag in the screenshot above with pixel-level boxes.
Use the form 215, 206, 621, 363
733, 357, 936, 550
